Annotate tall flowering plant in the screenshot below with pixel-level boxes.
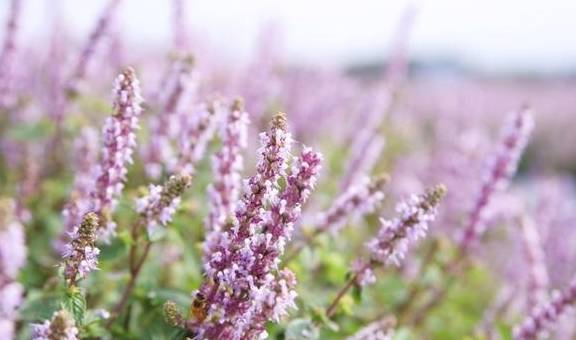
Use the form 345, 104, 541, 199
90, 67, 143, 241
185, 113, 322, 339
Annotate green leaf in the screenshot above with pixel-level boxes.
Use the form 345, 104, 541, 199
285, 319, 320, 340
63, 288, 87, 325
352, 284, 363, 303
19, 291, 62, 321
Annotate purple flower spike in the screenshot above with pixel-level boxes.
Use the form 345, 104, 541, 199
0, 0, 22, 110
206, 99, 249, 232
63, 212, 100, 286
460, 107, 534, 252
189, 112, 322, 340
355, 184, 447, 286
144, 55, 196, 178
66, 0, 122, 95
348, 317, 396, 340
514, 276, 576, 340
136, 173, 192, 233
59, 127, 99, 252
203, 99, 249, 264
519, 216, 549, 310
240, 148, 322, 338
31, 309, 79, 340
173, 99, 218, 175
91, 67, 143, 241
317, 174, 389, 235
0, 198, 26, 340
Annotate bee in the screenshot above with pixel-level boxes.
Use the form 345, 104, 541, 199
190, 292, 207, 322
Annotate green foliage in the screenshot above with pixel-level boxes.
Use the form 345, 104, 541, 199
20, 291, 62, 322
63, 288, 87, 325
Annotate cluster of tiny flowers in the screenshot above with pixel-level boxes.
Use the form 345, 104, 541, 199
513, 276, 576, 340
66, 0, 121, 95
60, 127, 99, 251
242, 268, 299, 340
189, 113, 308, 339
0, 0, 21, 110
90, 67, 143, 241
31, 309, 79, 340
143, 55, 196, 178
519, 216, 549, 309
203, 99, 249, 264
63, 212, 100, 286
174, 100, 219, 175
460, 108, 534, 251
347, 318, 396, 340
205, 99, 249, 232
135, 174, 192, 233
236, 147, 322, 338
355, 185, 447, 286
317, 174, 389, 235
163, 300, 185, 328
0, 198, 26, 340
255, 147, 323, 268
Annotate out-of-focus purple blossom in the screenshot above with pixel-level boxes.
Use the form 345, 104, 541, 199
352, 258, 377, 287
143, 55, 196, 178
529, 176, 576, 288
173, 99, 218, 175
59, 127, 99, 252
66, 0, 122, 95
90, 67, 143, 241
203, 99, 249, 264
519, 215, 549, 310
0, 0, 21, 110
347, 317, 396, 340
63, 212, 99, 286
459, 108, 534, 252
135, 173, 192, 234
0, 198, 25, 340
31, 309, 79, 340
317, 174, 389, 235
354, 185, 446, 286
0, 282, 23, 334
514, 276, 576, 340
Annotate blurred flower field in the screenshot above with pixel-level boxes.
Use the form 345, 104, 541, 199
1, 0, 576, 339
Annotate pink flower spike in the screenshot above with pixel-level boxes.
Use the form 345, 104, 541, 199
91, 67, 143, 241
460, 107, 534, 252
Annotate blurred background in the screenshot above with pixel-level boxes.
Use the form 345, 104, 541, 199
6, 0, 576, 76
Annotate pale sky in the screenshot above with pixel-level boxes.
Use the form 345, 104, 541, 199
5, 0, 576, 73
